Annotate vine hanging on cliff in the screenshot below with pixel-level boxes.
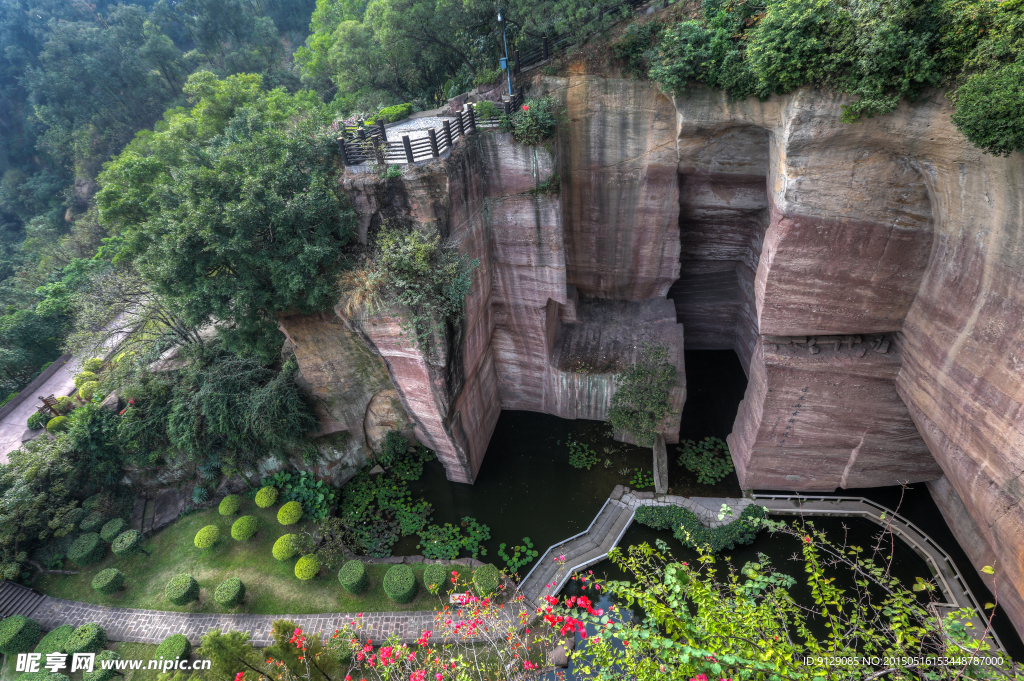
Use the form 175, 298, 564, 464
606, 342, 676, 448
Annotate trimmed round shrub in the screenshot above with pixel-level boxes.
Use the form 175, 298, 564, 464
473, 564, 500, 597
255, 486, 278, 508
34, 624, 73, 656
80, 511, 105, 533
67, 533, 104, 567
19, 672, 69, 681
214, 577, 246, 607
111, 529, 144, 557
27, 411, 47, 430
423, 563, 450, 594
55, 396, 75, 414
272, 534, 298, 561
164, 574, 200, 606
91, 568, 124, 595
231, 515, 258, 541
294, 554, 321, 580
194, 525, 219, 548
277, 501, 302, 525
154, 633, 191, 661
338, 560, 368, 594
83, 358, 104, 373
218, 494, 241, 515
82, 494, 103, 513
46, 416, 69, 434
78, 381, 99, 401
73, 371, 97, 389
84, 651, 120, 681
99, 518, 126, 542
64, 623, 106, 655
65, 506, 85, 528
382, 564, 417, 603
0, 614, 41, 654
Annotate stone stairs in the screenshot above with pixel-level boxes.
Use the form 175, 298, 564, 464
0, 580, 45, 618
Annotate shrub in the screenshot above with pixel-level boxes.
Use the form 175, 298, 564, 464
606, 343, 676, 447
231, 515, 258, 541
613, 19, 666, 77
73, 371, 97, 388
67, 533, 104, 566
46, 416, 69, 434
473, 68, 502, 87
64, 623, 106, 655
19, 671, 69, 681
78, 381, 99, 401
951, 61, 1024, 157
255, 485, 278, 508
473, 100, 500, 122
678, 437, 735, 485
111, 529, 144, 557
278, 501, 303, 525
84, 651, 120, 681
473, 564, 501, 597
423, 563, 450, 594
164, 574, 200, 605
80, 511, 105, 533
91, 568, 124, 595
55, 396, 75, 414
634, 503, 768, 553
498, 97, 558, 145
382, 564, 417, 603
194, 525, 219, 548
82, 494, 103, 513
338, 560, 368, 594
214, 577, 246, 607
99, 518, 126, 542
83, 358, 104, 372
272, 534, 298, 561
154, 633, 191, 661
27, 411, 47, 430
34, 625, 73, 656
218, 494, 241, 515
374, 103, 413, 124
0, 614, 41, 654
263, 471, 336, 521
294, 554, 321, 580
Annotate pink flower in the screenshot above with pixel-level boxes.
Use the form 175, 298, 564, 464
235, 673, 245, 681
522, 105, 529, 111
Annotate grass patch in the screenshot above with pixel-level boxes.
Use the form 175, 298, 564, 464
37, 505, 465, 614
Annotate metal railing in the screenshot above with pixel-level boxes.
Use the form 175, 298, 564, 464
520, 496, 613, 587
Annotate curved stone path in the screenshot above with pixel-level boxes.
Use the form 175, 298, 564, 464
9, 489, 997, 650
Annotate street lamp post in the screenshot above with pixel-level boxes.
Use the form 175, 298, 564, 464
498, 9, 513, 98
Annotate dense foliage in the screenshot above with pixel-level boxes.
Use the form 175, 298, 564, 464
0, 615, 40, 654
640, 0, 1024, 155
165, 574, 200, 605
64, 623, 106, 655
677, 436, 735, 484
262, 470, 337, 521
214, 577, 246, 607
231, 516, 259, 541
567, 438, 599, 469
382, 564, 417, 603
417, 517, 490, 560
33, 625, 73, 657
294, 554, 322, 580
338, 559, 369, 594
111, 530, 144, 557
219, 495, 242, 516
255, 486, 280, 508
606, 343, 677, 447
498, 537, 538, 573
155, 633, 192, 662
273, 534, 299, 561
499, 97, 560, 145
194, 525, 220, 549
634, 503, 768, 553
98, 518, 126, 543
422, 562, 449, 594
90, 568, 124, 595
67, 533, 105, 567
278, 501, 305, 526
472, 563, 501, 597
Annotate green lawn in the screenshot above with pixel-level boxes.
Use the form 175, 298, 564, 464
37, 504, 463, 614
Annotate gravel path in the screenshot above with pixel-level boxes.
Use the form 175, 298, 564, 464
384, 116, 454, 141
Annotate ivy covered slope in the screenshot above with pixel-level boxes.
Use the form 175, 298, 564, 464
631, 0, 1024, 156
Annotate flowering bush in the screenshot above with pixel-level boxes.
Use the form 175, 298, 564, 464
499, 97, 559, 145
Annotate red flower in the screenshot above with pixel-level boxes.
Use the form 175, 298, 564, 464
235, 673, 245, 681
522, 105, 529, 111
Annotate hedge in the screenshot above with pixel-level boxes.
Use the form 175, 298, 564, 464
34, 624, 73, 656
111, 529, 144, 557
338, 560, 368, 594
373, 103, 413, 124
214, 577, 246, 607
19, 672, 69, 681
64, 623, 107, 655
194, 525, 219, 548
294, 554, 320, 580
91, 568, 124, 595
27, 411, 47, 429
633, 503, 768, 553
82, 494, 103, 513
423, 563, 450, 594
272, 534, 298, 561
99, 518, 126, 542
84, 651, 120, 681
473, 564, 500, 597
80, 511, 105, 533
0, 614, 41, 654
46, 416, 69, 434
231, 515, 258, 541
255, 486, 278, 508
383, 564, 416, 603
154, 633, 191, 661
67, 533, 105, 566
165, 574, 200, 605
277, 501, 302, 525
78, 381, 99, 401
219, 494, 241, 515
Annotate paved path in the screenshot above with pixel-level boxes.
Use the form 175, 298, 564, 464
0, 356, 78, 464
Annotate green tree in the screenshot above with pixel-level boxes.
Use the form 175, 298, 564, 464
97, 72, 357, 359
